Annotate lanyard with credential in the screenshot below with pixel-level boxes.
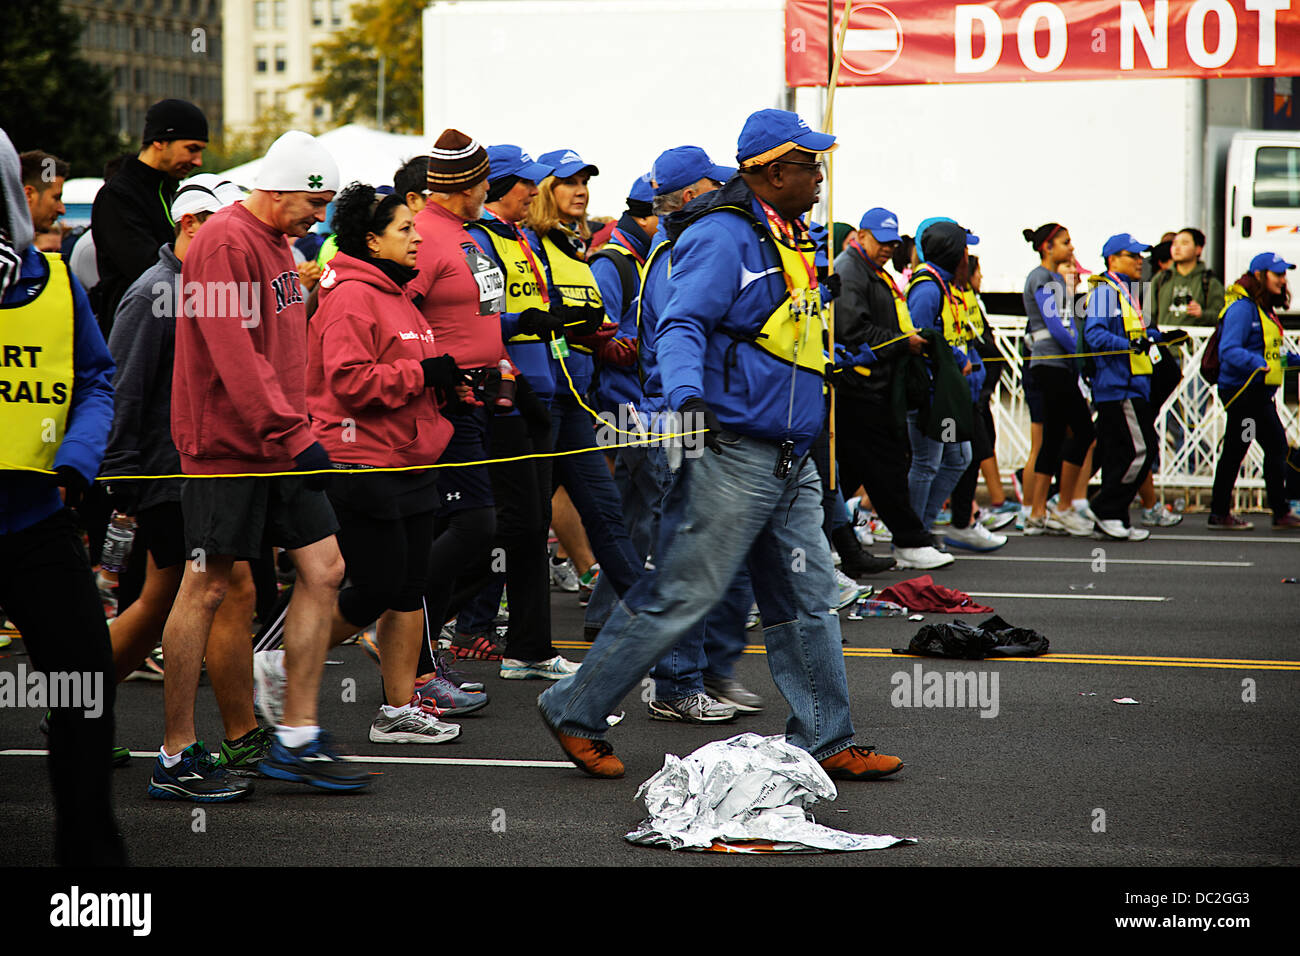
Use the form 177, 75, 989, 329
609, 228, 646, 266
755, 198, 813, 466
511, 223, 550, 306
917, 263, 964, 336
1105, 271, 1144, 322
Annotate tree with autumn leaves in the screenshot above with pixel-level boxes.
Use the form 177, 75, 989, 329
306, 0, 423, 134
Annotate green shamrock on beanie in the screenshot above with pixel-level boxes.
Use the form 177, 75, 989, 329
308, 173, 324, 189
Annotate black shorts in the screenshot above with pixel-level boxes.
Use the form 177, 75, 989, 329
1025, 376, 1047, 424
181, 475, 339, 560
434, 406, 494, 514
136, 501, 187, 569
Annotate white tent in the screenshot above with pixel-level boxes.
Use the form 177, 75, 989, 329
214, 124, 430, 190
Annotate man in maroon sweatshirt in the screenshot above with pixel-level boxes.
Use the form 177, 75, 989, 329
150, 131, 371, 801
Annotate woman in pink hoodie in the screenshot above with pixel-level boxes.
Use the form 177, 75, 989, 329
279, 182, 483, 744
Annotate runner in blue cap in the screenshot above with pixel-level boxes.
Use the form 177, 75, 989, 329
538, 109, 903, 782
1209, 251, 1300, 530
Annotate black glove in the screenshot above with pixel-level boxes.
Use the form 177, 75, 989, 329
421, 354, 467, 390
108, 480, 142, 516
515, 374, 552, 432
516, 307, 566, 337
822, 273, 842, 302
558, 303, 606, 336
1131, 336, 1153, 353
1159, 328, 1190, 345
679, 397, 723, 456
52, 466, 89, 510
293, 441, 334, 490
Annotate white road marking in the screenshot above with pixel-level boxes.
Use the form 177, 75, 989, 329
0, 748, 576, 769
959, 555, 1251, 568
964, 591, 1166, 602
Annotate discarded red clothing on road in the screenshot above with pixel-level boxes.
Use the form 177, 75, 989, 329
877, 575, 994, 614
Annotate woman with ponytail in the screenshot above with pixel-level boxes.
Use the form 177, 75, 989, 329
1020, 222, 1094, 536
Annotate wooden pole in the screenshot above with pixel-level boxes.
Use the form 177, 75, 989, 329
823, 1, 851, 490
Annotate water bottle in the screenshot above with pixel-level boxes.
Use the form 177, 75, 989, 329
494, 359, 516, 413
848, 598, 907, 620
100, 512, 137, 573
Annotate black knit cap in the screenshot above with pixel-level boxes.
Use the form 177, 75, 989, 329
142, 99, 209, 144
427, 129, 490, 191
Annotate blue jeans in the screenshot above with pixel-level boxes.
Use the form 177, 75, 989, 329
551, 396, 642, 597
906, 410, 972, 530
583, 437, 672, 630
539, 434, 856, 759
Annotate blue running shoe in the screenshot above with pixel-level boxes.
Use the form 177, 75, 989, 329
148, 741, 252, 802
416, 673, 488, 716
259, 731, 372, 792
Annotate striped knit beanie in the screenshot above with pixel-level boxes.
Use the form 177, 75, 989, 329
427, 129, 489, 192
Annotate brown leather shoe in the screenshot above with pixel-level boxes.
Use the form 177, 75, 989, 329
819, 745, 903, 781
539, 705, 624, 778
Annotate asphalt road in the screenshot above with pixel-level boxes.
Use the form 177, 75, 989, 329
2, 521, 1297, 869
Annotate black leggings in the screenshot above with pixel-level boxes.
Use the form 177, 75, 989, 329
1032, 365, 1095, 478
335, 506, 438, 625
1211, 383, 1290, 518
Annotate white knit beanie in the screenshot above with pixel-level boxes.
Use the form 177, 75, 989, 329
254, 130, 340, 193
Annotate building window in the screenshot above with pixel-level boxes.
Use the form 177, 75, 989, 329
255, 44, 267, 73
274, 44, 287, 73
254, 1, 268, 29
330, 0, 344, 27
273, 1, 286, 29
311, 45, 324, 72
274, 91, 286, 111
312, 0, 325, 27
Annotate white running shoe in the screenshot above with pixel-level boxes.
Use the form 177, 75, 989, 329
500, 655, 581, 680
892, 545, 955, 569
832, 569, 865, 610
943, 523, 1008, 552
745, 604, 761, 630
1093, 518, 1132, 540
867, 517, 892, 542
979, 509, 1017, 532
1140, 504, 1182, 527
1127, 526, 1151, 541
253, 649, 286, 726
548, 558, 580, 592
1050, 507, 1094, 537
368, 697, 460, 744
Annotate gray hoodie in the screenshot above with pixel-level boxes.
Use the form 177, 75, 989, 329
0, 128, 32, 298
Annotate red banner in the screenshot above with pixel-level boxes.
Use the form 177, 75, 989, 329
786, 0, 1300, 86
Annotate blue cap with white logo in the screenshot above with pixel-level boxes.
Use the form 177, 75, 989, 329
651, 146, 735, 196
859, 207, 901, 242
486, 145, 554, 183
1249, 251, 1296, 274
628, 173, 654, 204
736, 109, 837, 166
1102, 233, 1152, 261
537, 149, 599, 179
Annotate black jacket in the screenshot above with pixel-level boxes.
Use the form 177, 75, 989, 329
90, 157, 177, 333
832, 242, 913, 403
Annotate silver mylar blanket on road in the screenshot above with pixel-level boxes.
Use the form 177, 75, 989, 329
625, 733, 917, 852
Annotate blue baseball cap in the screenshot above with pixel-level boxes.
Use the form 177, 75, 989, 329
1249, 251, 1296, 273
1102, 233, 1152, 260
537, 149, 599, 179
486, 145, 554, 183
736, 109, 837, 167
651, 146, 735, 196
915, 217, 978, 262
859, 207, 901, 242
628, 173, 654, 204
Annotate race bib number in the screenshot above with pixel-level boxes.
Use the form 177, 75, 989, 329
463, 244, 506, 315
1149, 344, 1162, 365
550, 337, 570, 359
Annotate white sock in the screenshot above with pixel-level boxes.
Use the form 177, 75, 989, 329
159, 746, 183, 768
276, 724, 319, 749
380, 703, 408, 717
1073, 498, 1089, 511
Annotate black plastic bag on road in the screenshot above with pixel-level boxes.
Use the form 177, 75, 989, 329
892, 614, 1049, 660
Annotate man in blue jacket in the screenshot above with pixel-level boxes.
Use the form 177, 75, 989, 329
0, 130, 123, 864
1084, 233, 1170, 542
538, 110, 903, 782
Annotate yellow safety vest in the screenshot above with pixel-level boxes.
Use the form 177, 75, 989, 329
962, 288, 985, 338
1092, 274, 1152, 376
748, 225, 827, 378
536, 233, 606, 355
0, 253, 75, 472
907, 267, 967, 347
479, 225, 549, 344
1261, 305, 1284, 386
